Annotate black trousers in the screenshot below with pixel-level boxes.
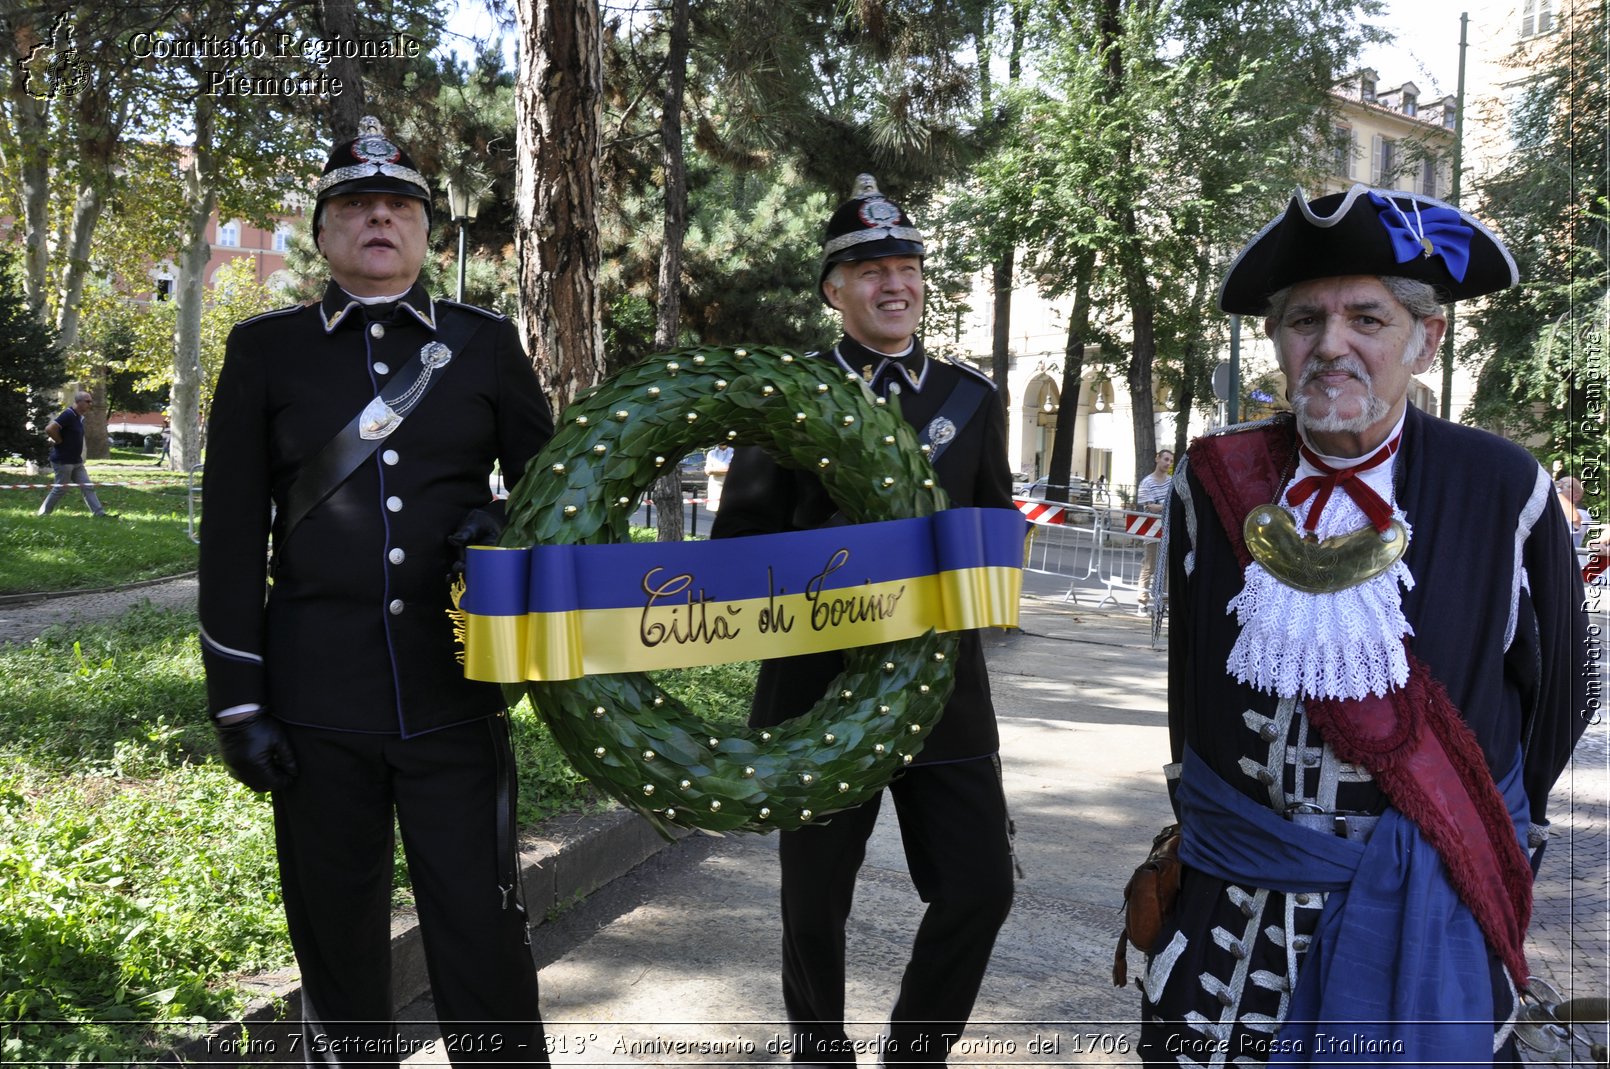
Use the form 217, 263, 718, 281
778, 755, 1016, 1065
271, 716, 548, 1067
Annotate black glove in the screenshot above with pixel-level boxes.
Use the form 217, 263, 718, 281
447, 502, 508, 582
215, 712, 299, 792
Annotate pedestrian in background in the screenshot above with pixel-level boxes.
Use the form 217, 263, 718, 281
38, 391, 111, 518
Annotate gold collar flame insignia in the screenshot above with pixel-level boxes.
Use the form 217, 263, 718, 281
1243, 505, 1407, 594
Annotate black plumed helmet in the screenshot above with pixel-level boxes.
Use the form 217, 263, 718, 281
818, 174, 925, 304
311, 116, 431, 242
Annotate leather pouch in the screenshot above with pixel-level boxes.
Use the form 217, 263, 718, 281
1112, 823, 1181, 987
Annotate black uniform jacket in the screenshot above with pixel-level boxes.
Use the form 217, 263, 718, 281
1167, 405, 1589, 829
199, 282, 554, 737
710, 336, 1015, 764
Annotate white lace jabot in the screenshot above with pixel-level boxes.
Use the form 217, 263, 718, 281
1224, 428, 1414, 701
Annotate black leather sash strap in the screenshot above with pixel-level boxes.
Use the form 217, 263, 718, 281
489, 711, 532, 941
278, 311, 485, 544
917, 373, 990, 463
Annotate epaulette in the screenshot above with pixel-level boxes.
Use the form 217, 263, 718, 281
1203, 411, 1291, 438
435, 298, 507, 321
937, 353, 998, 390
234, 303, 305, 328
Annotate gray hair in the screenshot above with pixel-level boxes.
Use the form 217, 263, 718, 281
74, 391, 93, 403
1265, 275, 1444, 366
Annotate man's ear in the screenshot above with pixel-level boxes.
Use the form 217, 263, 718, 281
1411, 315, 1447, 374
821, 281, 844, 312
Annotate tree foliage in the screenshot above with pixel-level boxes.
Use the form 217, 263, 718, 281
1466, 0, 1609, 519
0, 253, 65, 464
950, 0, 1378, 485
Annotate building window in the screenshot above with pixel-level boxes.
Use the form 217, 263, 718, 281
1360, 76, 1375, 103
1420, 159, 1438, 197
155, 277, 173, 301
272, 224, 291, 252
1443, 106, 1457, 129
1521, 0, 1553, 37
1401, 91, 1417, 116
217, 219, 240, 247
1332, 125, 1354, 178
1373, 135, 1397, 184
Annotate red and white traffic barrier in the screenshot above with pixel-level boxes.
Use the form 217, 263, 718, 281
1015, 496, 1070, 526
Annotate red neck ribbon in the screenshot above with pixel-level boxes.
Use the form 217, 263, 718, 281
1287, 434, 1401, 534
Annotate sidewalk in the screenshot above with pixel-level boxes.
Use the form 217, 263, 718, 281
13, 579, 1601, 1065
383, 596, 1604, 1066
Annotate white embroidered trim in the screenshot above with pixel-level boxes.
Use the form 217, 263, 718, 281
1174, 460, 1198, 578
1225, 489, 1415, 701
1508, 466, 1552, 652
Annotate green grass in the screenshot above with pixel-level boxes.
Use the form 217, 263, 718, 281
0, 601, 757, 1065
0, 454, 200, 595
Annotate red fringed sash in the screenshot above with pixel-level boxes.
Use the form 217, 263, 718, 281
1188, 419, 1532, 984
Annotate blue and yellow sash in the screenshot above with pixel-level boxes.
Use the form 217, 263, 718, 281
460, 507, 1028, 682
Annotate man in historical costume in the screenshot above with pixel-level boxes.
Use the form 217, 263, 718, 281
199, 118, 555, 1066
712, 175, 1018, 1065
1138, 185, 1589, 1066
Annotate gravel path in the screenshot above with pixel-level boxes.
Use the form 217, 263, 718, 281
0, 574, 199, 647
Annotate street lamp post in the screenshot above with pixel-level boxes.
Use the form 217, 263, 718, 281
445, 178, 482, 304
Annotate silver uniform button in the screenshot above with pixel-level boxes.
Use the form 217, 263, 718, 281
389, 547, 405, 565
370, 323, 385, 339
388, 599, 405, 615
373, 361, 390, 375
386, 495, 403, 512
382, 449, 399, 465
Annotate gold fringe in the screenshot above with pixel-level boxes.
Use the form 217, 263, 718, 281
447, 574, 468, 665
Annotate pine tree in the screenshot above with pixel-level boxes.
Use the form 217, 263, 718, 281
0, 254, 66, 464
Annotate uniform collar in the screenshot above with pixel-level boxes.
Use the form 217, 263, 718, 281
319, 280, 436, 333
831, 335, 928, 394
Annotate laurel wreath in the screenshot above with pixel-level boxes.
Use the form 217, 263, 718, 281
501, 345, 959, 835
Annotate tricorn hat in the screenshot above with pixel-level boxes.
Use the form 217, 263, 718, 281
312, 116, 431, 241
1218, 183, 1518, 315
819, 174, 926, 304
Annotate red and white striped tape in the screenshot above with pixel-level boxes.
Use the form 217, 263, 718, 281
1122, 512, 1161, 539
0, 479, 184, 491
1014, 497, 1069, 526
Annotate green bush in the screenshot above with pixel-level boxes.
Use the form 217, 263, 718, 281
0, 602, 757, 1064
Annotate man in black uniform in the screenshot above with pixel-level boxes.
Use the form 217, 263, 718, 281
199, 117, 554, 1066
712, 175, 1016, 1065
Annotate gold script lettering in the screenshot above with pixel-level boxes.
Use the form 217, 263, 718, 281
640, 567, 742, 647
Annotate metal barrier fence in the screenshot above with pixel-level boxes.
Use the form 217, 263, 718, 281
1017, 491, 1162, 608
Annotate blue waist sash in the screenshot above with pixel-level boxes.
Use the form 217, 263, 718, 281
1176, 747, 1528, 1067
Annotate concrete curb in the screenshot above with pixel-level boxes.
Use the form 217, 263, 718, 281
0, 571, 199, 608
157, 806, 687, 1066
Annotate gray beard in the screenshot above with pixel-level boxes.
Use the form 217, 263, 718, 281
1292, 355, 1391, 435
1294, 388, 1391, 434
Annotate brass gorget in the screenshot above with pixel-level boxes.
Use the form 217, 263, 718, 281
1243, 504, 1408, 594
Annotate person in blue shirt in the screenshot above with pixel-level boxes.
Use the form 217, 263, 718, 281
38, 391, 111, 518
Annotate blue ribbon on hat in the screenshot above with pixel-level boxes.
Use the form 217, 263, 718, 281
1368, 192, 1473, 282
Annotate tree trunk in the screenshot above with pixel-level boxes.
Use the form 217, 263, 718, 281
8, 80, 51, 317
317, 0, 368, 139
514, 0, 606, 418
171, 97, 218, 474
651, 0, 691, 543
1122, 244, 1157, 492
990, 250, 1014, 398
1045, 250, 1093, 504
